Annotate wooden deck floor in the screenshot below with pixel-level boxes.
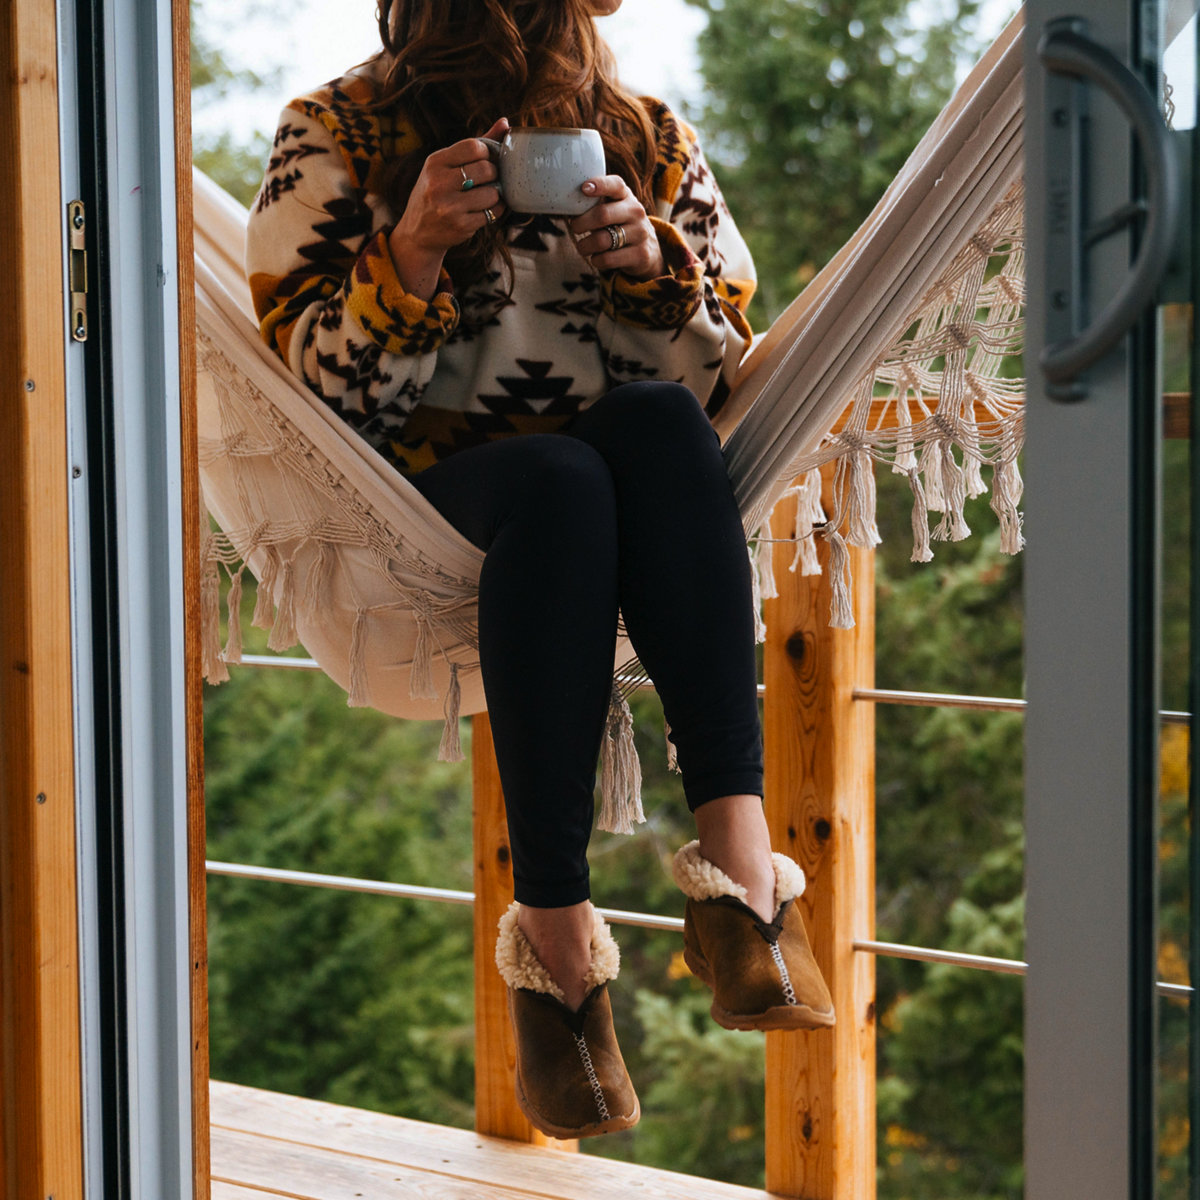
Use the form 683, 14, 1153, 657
210, 1080, 789, 1200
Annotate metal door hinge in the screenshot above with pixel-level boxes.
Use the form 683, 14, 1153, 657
67, 200, 87, 342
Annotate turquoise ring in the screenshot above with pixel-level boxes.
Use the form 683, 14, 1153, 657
460, 166, 476, 192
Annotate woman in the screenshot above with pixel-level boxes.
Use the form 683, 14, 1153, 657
246, 0, 833, 1140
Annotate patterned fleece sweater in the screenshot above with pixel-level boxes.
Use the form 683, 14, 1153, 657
246, 56, 756, 477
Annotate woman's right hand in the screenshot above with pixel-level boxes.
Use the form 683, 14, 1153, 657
387, 118, 510, 299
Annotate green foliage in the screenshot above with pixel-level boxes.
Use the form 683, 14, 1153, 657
190, 0, 274, 205
193, 131, 272, 209
683, 0, 984, 322
204, 603, 478, 1125
197, 4, 1195, 1195
877, 827, 1025, 1199
626, 990, 766, 1184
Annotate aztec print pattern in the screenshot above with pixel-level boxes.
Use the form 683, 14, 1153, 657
246, 55, 756, 478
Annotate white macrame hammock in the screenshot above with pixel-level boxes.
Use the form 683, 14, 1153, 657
196, 12, 1025, 833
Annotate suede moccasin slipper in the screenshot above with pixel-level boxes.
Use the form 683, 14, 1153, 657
495, 903, 640, 1139
672, 840, 835, 1032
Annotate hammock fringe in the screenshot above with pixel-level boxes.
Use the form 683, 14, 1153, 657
223, 567, 245, 663
597, 686, 644, 835
438, 663, 464, 763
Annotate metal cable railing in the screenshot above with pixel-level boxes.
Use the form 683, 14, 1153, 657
217, 656, 1194, 995
231, 657, 1192, 724
205, 860, 1192, 997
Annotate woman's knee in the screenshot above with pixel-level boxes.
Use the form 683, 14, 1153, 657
510, 435, 616, 520
583, 381, 717, 449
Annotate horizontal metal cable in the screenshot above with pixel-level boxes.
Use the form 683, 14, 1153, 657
232, 654, 323, 671
854, 938, 1192, 998
229, 658, 1193, 725
854, 687, 1190, 725
205, 861, 684, 932
854, 687, 1025, 712
205, 864, 1193, 996
207, 860, 475, 906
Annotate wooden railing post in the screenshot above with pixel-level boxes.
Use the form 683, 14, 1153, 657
471, 712, 576, 1149
762, 464, 876, 1199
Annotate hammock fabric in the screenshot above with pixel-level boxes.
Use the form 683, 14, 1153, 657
196, 12, 1025, 832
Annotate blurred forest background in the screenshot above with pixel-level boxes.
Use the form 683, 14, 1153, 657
193, 1, 1192, 1195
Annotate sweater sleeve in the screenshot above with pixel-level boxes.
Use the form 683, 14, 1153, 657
245, 100, 460, 447
596, 104, 755, 420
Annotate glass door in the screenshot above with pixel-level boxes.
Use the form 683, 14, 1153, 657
1024, 1, 1196, 1197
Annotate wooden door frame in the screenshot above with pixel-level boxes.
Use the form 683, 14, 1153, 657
0, 0, 206, 1194
0, 0, 85, 1194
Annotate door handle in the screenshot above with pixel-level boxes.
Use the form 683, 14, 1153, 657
1038, 18, 1183, 401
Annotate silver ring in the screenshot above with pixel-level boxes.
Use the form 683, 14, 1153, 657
607, 224, 626, 251
460, 166, 476, 192
484, 208, 495, 226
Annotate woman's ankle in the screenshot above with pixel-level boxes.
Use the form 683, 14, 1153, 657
517, 901, 595, 1011
694, 794, 778, 922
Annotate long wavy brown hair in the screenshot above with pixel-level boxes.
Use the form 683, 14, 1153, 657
374, 0, 659, 289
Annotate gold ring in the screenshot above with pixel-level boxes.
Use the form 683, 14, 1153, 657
484, 208, 495, 226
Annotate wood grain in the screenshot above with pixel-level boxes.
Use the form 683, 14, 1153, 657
0, 0, 84, 1196
471, 714, 575, 1148
172, 0, 211, 1194
761, 463, 876, 1200
211, 1079, 786, 1199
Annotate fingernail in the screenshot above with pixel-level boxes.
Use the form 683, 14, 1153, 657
582, 181, 596, 195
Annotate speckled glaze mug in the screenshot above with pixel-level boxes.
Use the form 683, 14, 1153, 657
480, 127, 605, 217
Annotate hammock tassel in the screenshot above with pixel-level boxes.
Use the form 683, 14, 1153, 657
347, 610, 370, 707
826, 530, 855, 630
792, 468, 825, 576
749, 544, 768, 644
597, 686, 644, 835
222, 567, 245, 663
963, 447, 988, 500
892, 385, 919, 474
252, 549, 278, 632
267, 559, 298, 651
437, 663, 464, 763
200, 539, 229, 684
303, 537, 334, 614
846, 449, 883, 548
907, 470, 934, 564
931, 441, 971, 543
991, 456, 1026, 555
409, 613, 439, 701
920, 441, 946, 514
664, 718, 680, 774
754, 532, 778, 601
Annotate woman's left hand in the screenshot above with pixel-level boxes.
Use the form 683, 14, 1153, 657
569, 176, 665, 280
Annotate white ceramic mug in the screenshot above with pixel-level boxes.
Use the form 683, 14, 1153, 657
480, 127, 605, 217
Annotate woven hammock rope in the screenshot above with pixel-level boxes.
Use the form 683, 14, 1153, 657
195, 12, 1025, 833
750, 178, 1025, 630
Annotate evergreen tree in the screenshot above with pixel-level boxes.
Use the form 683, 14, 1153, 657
683, 0, 983, 322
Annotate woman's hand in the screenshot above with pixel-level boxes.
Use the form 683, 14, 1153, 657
387, 117, 510, 299
569, 175, 665, 280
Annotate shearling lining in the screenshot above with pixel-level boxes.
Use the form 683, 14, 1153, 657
495, 903, 621, 1001
672, 840, 806, 909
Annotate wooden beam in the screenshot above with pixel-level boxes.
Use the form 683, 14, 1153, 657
172, 0, 210, 1194
472, 714, 575, 1149
762, 464, 876, 1199
0, 0, 84, 1195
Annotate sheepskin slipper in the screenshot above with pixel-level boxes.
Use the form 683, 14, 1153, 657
495, 903, 640, 1139
672, 840, 835, 1032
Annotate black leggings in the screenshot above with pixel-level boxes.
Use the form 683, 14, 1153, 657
412, 381, 763, 907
